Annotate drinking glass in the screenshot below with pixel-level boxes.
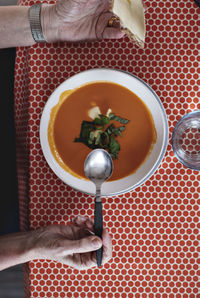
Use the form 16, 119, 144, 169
172, 110, 200, 171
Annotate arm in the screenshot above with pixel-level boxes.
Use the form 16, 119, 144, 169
0, 5, 57, 48
0, 6, 35, 48
0, 216, 111, 271
0, 231, 35, 270
0, 227, 101, 271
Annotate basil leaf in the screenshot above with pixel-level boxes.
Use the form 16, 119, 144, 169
74, 121, 94, 144
80, 121, 94, 139
97, 132, 109, 149
115, 126, 126, 136
109, 137, 120, 159
95, 131, 102, 145
105, 123, 115, 135
94, 114, 110, 126
106, 124, 126, 137
88, 131, 95, 145
74, 138, 82, 143
109, 113, 129, 124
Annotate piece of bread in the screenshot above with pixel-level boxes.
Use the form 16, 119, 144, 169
111, 0, 146, 48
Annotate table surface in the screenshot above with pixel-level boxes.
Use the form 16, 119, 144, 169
15, 0, 200, 296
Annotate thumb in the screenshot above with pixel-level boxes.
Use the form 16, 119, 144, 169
64, 236, 102, 254
103, 27, 125, 39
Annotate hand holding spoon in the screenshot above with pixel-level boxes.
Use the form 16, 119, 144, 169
84, 149, 113, 267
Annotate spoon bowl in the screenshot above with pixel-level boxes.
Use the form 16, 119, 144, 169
84, 149, 113, 183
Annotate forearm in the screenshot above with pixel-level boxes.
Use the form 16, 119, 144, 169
0, 231, 36, 271
0, 6, 35, 48
0, 4, 60, 49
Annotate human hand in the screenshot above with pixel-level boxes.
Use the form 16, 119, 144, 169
42, 0, 124, 43
32, 216, 112, 270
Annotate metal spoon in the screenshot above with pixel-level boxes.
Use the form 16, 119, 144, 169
84, 149, 113, 267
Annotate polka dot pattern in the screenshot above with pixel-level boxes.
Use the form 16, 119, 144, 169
179, 127, 200, 155
14, 0, 200, 296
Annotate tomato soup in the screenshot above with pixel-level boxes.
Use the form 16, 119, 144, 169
48, 82, 157, 181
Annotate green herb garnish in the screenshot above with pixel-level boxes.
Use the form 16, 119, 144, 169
109, 113, 129, 124
94, 114, 110, 126
74, 113, 129, 159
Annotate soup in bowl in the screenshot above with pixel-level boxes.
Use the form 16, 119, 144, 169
40, 69, 168, 196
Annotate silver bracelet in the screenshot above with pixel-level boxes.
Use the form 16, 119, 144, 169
28, 4, 46, 43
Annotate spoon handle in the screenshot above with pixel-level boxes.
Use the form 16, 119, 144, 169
94, 200, 103, 267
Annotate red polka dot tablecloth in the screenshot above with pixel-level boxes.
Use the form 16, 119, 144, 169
14, 0, 200, 297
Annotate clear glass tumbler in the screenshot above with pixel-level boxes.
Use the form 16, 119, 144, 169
172, 110, 200, 171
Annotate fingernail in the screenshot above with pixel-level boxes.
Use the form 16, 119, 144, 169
92, 237, 102, 248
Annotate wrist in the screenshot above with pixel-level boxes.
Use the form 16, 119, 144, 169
41, 4, 60, 43
24, 230, 41, 261
27, 227, 55, 260
13, 230, 38, 263
0, 231, 37, 271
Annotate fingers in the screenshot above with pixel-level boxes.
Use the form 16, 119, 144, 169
80, 252, 96, 269
95, 12, 114, 39
95, 11, 124, 40
72, 216, 112, 266
101, 228, 112, 265
103, 16, 125, 39
64, 252, 97, 270
72, 216, 94, 232
103, 27, 125, 39
90, 229, 112, 266
62, 235, 102, 255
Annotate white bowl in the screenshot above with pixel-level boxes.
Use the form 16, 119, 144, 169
40, 69, 168, 196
